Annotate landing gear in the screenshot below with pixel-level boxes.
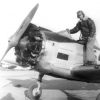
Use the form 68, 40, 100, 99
25, 81, 42, 100
24, 73, 44, 100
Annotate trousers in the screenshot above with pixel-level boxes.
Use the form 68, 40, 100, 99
83, 36, 96, 64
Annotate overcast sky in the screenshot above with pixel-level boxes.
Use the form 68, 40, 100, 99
0, 0, 100, 60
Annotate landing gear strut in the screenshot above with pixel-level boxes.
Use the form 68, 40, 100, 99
24, 73, 44, 100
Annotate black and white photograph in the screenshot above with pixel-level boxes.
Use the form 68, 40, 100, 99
0, 0, 100, 100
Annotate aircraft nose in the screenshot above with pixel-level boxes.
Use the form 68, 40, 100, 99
0, 3, 39, 63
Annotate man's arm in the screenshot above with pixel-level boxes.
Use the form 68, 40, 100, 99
88, 18, 96, 37
70, 22, 80, 34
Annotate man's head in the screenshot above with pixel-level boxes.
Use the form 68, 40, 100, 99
77, 10, 85, 20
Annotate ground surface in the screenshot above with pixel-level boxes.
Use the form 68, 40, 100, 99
0, 68, 100, 100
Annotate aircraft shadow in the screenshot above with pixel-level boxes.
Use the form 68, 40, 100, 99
61, 90, 85, 100
8, 78, 99, 100
0, 93, 15, 100
9, 78, 100, 90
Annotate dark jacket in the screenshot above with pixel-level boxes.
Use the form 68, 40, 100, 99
70, 18, 96, 38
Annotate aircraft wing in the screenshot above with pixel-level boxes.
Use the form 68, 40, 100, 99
71, 66, 100, 82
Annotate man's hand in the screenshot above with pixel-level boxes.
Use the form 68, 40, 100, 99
88, 37, 93, 41
66, 28, 70, 33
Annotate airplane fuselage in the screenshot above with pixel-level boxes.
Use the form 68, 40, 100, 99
34, 30, 100, 83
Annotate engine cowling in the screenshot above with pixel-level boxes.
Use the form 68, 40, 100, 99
15, 23, 43, 67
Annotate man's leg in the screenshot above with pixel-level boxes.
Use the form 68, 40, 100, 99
86, 37, 96, 65
83, 43, 87, 65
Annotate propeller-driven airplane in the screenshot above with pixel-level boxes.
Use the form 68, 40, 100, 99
1, 3, 100, 100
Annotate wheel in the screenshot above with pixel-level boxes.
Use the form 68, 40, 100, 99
24, 85, 42, 100
96, 93, 100, 100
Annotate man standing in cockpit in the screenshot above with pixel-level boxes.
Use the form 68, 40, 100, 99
67, 10, 96, 66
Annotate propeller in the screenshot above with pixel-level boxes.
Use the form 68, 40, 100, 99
0, 3, 39, 63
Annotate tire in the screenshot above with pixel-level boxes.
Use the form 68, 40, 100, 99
24, 85, 42, 100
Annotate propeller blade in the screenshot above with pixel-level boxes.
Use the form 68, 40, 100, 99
0, 3, 39, 63
0, 46, 12, 62
14, 3, 39, 36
